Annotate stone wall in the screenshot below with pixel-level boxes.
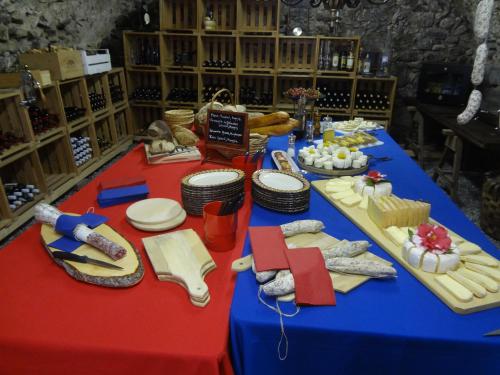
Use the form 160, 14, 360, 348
0, 0, 498, 98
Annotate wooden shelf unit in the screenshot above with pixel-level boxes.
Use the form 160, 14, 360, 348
0, 67, 133, 242
126, 0, 398, 132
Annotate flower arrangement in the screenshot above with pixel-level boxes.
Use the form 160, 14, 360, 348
284, 87, 320, 100
364, 170, 389, 186
408, 224, 453, 255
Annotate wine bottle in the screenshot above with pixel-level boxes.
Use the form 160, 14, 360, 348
340, 50, 347, 71
331, 48, 340, 70
346, 41, 354, 71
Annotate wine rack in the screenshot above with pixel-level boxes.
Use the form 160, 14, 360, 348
59, 78, 91, 129
239, 36, 276, 74
36, 133, 75, 192
94, 115, 116, 156
69, 124, 98, 172
316, 78, 355, 114
201, 0, 237, 34
86, 74, 111, 118
0, 91, 34, 165
0, 67, 133, 242
126, 0, 398, 135
131, 106, 164, 135
124, 32, 161, 69
127, 71, 163, 105
162, 34, 198, 71
160, 0, 198, 33
353, 76, 397, 117
238, 0, 279, 36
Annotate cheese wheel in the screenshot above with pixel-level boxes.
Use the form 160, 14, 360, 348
435, 275, 474, 302
456, 268, 498, 292
447, 270, 487, 298
248, 111, 290, 129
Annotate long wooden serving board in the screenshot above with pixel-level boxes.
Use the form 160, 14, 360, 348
232, 231, 393, 302
313, 180, 500, 314
41, 221, 144, 288
143, 229, 216, 307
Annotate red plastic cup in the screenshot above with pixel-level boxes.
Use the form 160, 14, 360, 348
232, 155, 258, 189
203, 201, 238, 252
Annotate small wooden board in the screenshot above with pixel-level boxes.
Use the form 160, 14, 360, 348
142, 229, 216, 307
41, 221, 144, 288
313, 179, 500, 314
232, 231, 393, 301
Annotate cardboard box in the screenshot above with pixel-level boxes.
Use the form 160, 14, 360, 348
19, 50, 84, 81
0, 70, 52, 89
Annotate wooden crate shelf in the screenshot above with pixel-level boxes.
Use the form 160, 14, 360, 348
69, 123, 98, 172
316, 37, 360, 77
238, 0, 279, 35
316, 77, 354, 112
58, 78, 91, 129
28, 85, 65, 142
238, 75, 275, 109
201, 0, 237, 34
160, 0, 198, 33
0, 90, 34, 166
200, 36, 237, 74
127, 70, 163, 106
94, 115, 117, 156
162, 34, 198, 71
278, 37, 316, 74
113, 108, 132, 142
0, 151, 46, 218
108, 68, 128, 109
354, 76, 397, 114
239, 36, 276, 74
86, 73, 112, 118
276, 76, 314, 107
123, 32, 161, 69
36, 133, 75, 192
130, 105, 164, 135
201, 74, 235, 104
164, 72, 199, 107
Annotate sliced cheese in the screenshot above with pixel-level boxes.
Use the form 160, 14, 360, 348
408, 246, 425, 269
458, 242, 481, 255
460, 255, 498, 268
339, 176, 354, 181
325, 184, 352, 193
456, 268, 498, 292
330, 190, 355, 200
385, 226, 407, 246
447, 270, 487, 298
326, 179, 353, 188
340, 194, 362, 207
422, 252, 439, 273
435, 275, 474, 302
464, 262, 500, 281
359, 195, 369, 210
436, 253, 460, 273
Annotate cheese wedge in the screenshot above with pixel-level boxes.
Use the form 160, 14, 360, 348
447, 270, 487, 298
341, 194, 362, 207
464, 262, 500, 281
458, 242, 481, 255
330, 190, 355, 200
367, 196, 430, 228
385, 226, 407, 246
435, 275, 474, 302
461, 255, 498, 268
456, 268, 498, 292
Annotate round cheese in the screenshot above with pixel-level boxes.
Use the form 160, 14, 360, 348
354, 179, 392, 197
403, 239, 461, 274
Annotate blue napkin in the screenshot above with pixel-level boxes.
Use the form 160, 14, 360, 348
97, 184, 149, 208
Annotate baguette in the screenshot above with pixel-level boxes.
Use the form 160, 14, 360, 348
248, 111, 290, 129
251, 118, 298, 136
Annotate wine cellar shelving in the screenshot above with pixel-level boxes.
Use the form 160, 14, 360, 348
0, 67, 133, 241
126, 0, 397, 131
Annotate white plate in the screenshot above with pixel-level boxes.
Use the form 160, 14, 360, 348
258, 172, 304, 191
126, 198, 183, 225
188, 171, 240, 187
128, 210, 187, 232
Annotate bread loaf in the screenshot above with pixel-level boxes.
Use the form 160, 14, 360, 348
172, 126, 199, 146
251, 118, 298, 136
248, 111, 290, 129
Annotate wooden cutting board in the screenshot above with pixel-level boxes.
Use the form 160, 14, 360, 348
313, 179, 500, 314
142, 229, 216, 307
232, 231, 393, 301
41, 220, 144, 288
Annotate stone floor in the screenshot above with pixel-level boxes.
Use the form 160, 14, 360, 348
1, 142, 499, 249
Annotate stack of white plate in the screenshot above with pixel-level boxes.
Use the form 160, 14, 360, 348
164, 109, 195, 129
252, 169, 310, 213
126, 198, 187, 232
181, 169, 245, 216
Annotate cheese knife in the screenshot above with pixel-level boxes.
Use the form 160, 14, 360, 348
52, 251, 123, 270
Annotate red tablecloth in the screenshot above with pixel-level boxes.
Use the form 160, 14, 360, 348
0, 146, 252, 375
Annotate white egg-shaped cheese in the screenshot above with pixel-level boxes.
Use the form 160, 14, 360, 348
305, 156, 314, 166
323, 161, 333, 170
422, 252, 439, 273
314, 159, 324, 168
407, 246, 425, 268
437, 253, 460, 273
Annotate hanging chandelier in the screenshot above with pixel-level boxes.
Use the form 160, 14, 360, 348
281, 0, 391, 35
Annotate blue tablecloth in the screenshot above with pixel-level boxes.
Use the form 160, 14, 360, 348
230, 131, 500, 375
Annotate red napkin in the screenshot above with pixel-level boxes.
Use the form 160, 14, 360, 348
248, 227, 289, 272
286, 248, 336, 306
98, 176, 146, 191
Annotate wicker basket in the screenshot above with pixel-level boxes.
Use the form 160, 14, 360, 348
480, 175, 500, 240
195, 88, 269, 155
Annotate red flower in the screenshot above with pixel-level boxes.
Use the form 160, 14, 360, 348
417, 224, 452, 254
365, 170, 385, 184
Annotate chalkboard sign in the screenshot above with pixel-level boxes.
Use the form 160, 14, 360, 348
204, 109, 249, 165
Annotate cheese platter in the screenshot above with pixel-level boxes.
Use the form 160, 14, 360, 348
312, 177, 500, 314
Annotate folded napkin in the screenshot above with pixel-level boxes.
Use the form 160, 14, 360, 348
249, 226, 290, 272
97, 184, 149, 208
98, 176, 146, 191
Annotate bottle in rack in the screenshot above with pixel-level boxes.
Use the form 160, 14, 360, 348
340, 49, 347, 71
362, 53, 372, 76
346, 41, 354, 72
